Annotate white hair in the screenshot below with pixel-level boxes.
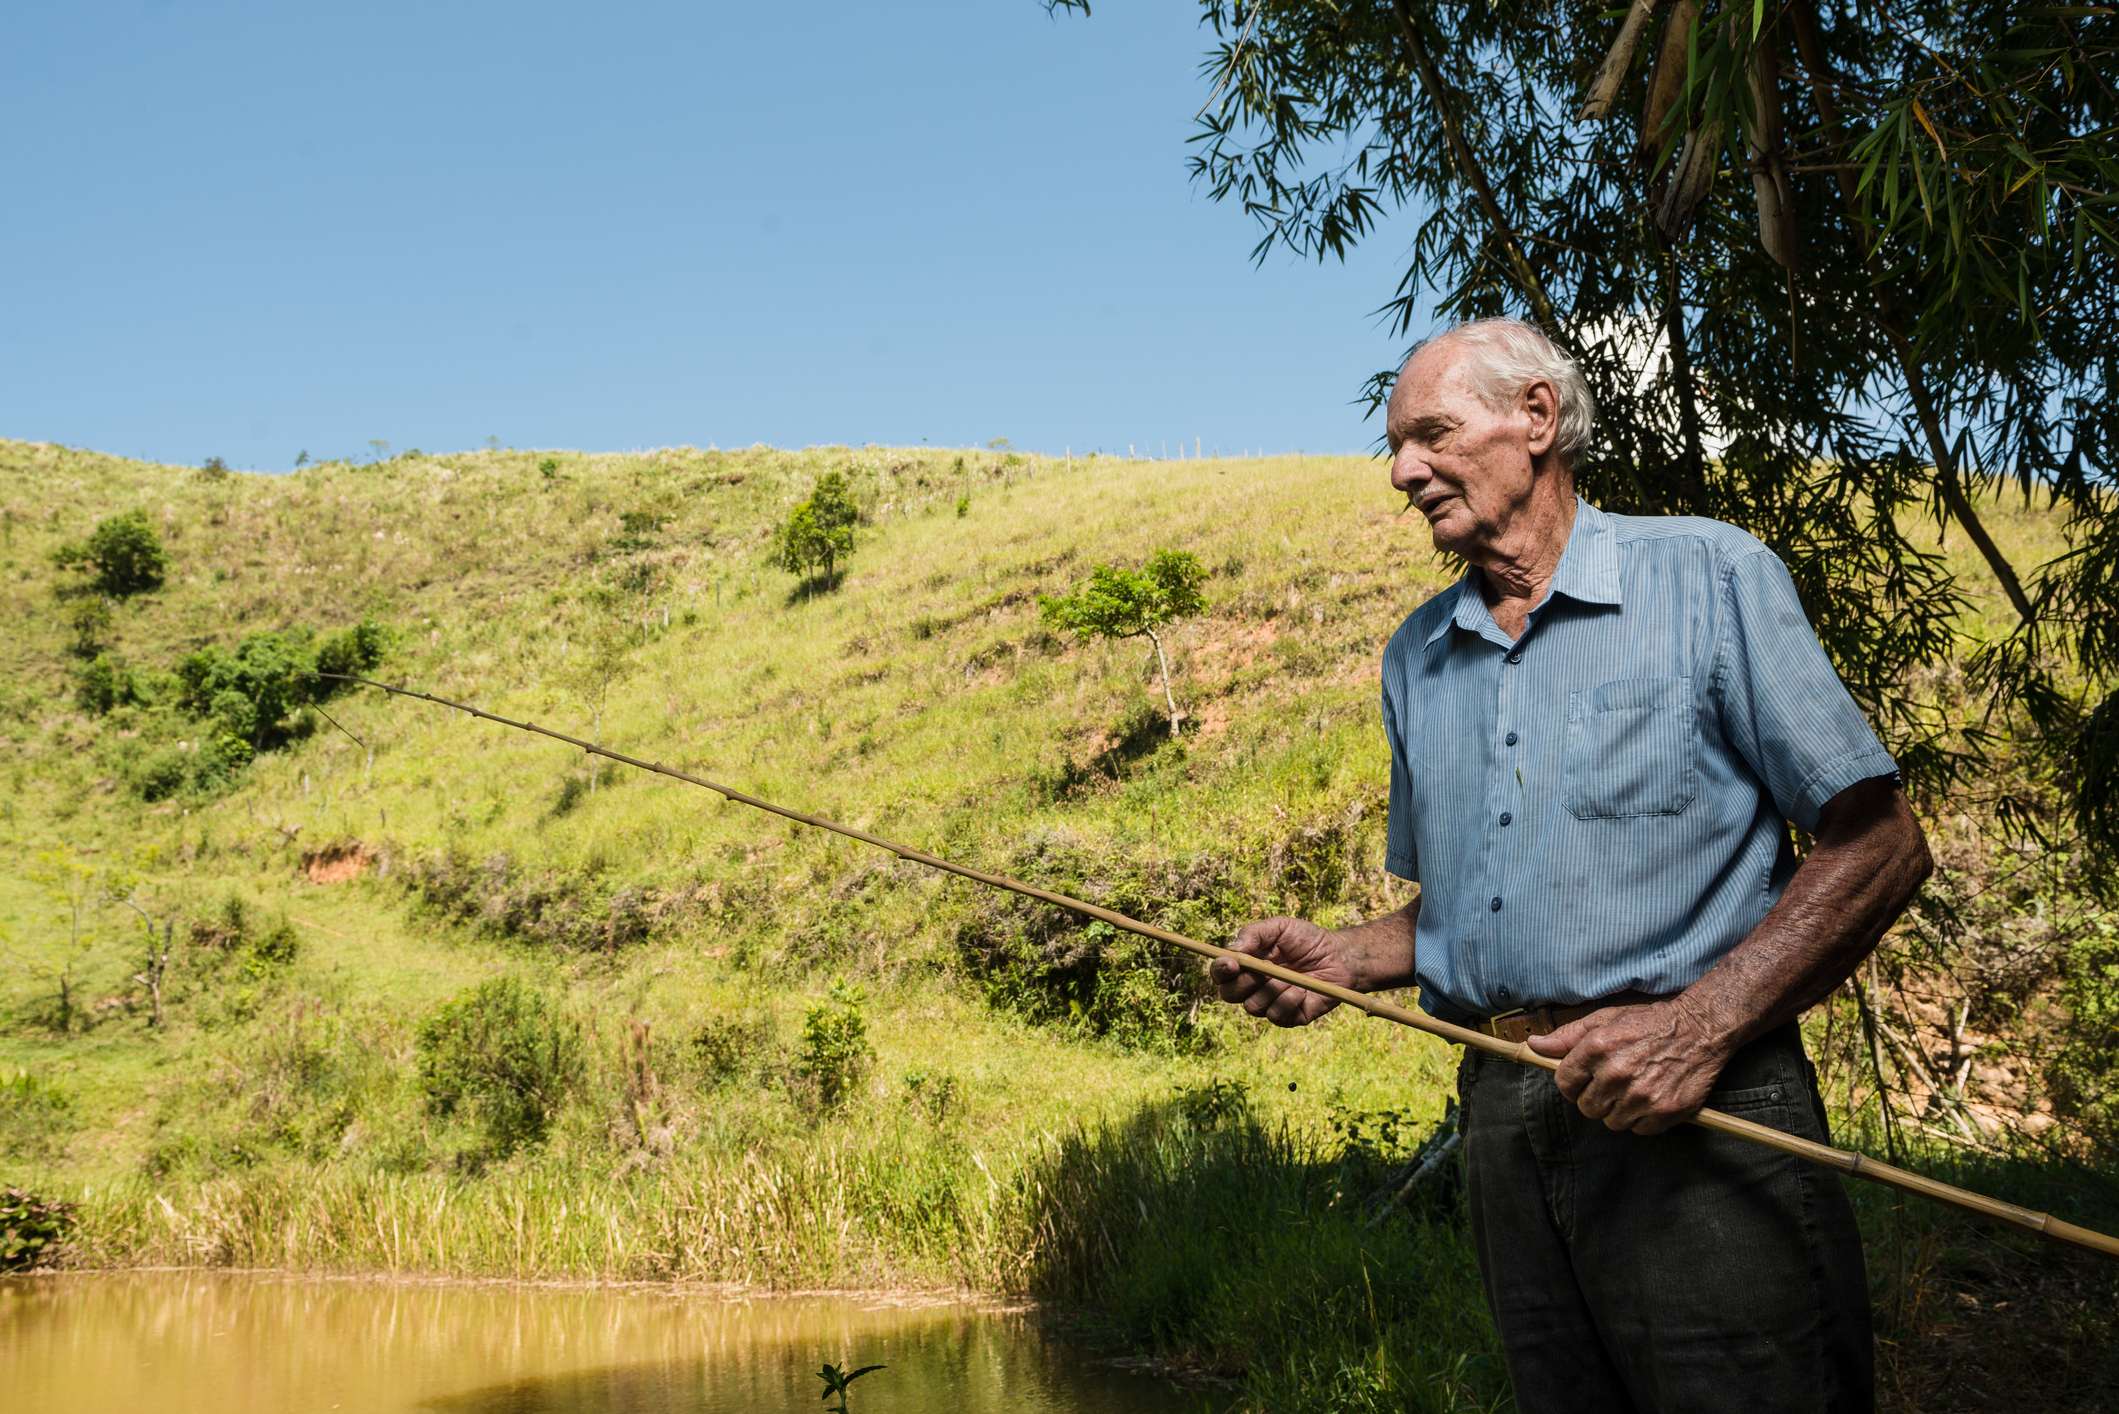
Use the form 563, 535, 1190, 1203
1412, 318, 1597, 470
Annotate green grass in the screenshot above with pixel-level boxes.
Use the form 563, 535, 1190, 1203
0, 437, 2112, 1410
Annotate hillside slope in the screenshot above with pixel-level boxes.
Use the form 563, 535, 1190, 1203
0, 437, 1453, 1213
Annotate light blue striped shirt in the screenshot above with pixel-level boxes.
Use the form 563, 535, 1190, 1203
1382, 498, 1899, 1022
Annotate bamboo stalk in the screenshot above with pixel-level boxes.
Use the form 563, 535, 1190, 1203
320, 672, 2119, 1265
1785, 0, 2035, 624
1580, 0, 1661, 123
1654, 119, 1723, 241
1744, 20, 1799, 270
1388, 0, 1558, 332
1638, 0, 1699, 171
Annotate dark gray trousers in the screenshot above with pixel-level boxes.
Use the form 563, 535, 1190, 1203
1458, 1023, 1873, 1414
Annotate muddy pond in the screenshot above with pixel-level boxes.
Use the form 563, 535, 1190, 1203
2, 1272, 1196, 1413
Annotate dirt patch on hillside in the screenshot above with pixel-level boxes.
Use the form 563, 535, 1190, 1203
302, 840, 376, 885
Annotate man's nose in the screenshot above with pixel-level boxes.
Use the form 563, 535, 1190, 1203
1391, 447, 1432, 490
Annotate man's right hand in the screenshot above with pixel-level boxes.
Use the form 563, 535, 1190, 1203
1209, 917, 1359, 1027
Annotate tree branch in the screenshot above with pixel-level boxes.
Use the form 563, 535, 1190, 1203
1389, 0, 1558, 332
1787, 0, 2035, 625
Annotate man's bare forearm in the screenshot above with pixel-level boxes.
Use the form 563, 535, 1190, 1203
1335, 895, 1422, 993
1674, 776, 1931, 1056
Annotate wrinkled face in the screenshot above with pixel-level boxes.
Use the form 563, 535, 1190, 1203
1385, 344, 1553, 560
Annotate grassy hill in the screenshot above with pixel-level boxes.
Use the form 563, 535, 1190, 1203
1, 437, 2112, 1411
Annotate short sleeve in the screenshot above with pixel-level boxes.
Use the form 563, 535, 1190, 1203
1715, 549, 1899, 833
1382, 670, 1419, 882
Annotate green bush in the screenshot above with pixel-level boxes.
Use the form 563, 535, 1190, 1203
693, 1015, 767, 1085
957, 842, 1234, 1053
50, 509, 169, 596
0, 1071, 75, 1162
129, 731, 252, 802
244, 915, 300, 972
416, 977, 583, 1159
131, 748, 191, 802
0, 1187, 76, 1271
2050, 921, 2119, 1146
76, 652, 143, 715
70, 597, 115, 656
795, 979, 874, 1110
314, 619, 390, 682
174, 617, 388, 753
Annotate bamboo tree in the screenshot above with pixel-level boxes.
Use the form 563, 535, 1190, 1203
1051, 0, 2117, 855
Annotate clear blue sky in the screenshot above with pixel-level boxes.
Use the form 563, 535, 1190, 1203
0, 2, 1426, 470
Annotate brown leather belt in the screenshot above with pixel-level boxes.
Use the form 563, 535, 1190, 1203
1472, 989, 1672, 1045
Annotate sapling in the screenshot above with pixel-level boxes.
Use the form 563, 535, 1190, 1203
1040, 548, 1208, 736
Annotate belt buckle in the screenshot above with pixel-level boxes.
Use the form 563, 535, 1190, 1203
1484, 1006, 1526, 1038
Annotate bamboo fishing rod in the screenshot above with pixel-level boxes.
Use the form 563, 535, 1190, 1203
318, 672, 2119, 1264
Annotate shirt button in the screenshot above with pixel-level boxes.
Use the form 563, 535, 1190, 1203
1496, 986, 1512, 1001
1506, 650, 1522, 664
1490, 896, 1503, 912
1504, 731, 1519, 746
1499, 811, 1512, 826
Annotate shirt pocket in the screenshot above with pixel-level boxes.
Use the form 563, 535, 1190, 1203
1562, 676, 1697, 819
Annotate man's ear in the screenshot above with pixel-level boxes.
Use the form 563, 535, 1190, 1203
1521, 378, 1560, 458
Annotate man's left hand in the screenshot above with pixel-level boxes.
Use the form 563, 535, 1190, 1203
1525, 1000, 1732, 1135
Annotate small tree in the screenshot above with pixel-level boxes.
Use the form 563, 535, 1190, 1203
773, 472, 860, 588
1041, 549, 1208, 736
560, 596, 641, 796
50, 510, 169, 597
5, 849, 102, 1032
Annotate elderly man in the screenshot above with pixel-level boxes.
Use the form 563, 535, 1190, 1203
1211, 318, 1930, 1413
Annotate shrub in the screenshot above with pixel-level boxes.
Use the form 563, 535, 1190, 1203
175, 618, 388, 753
795, 979, 873, 1110
900, 1067, 959, 1122
76, 652, 143, 715
244, 915, 300, 972
957, 841, 1235, 1053
70, 597, 115, 656
693, 1016, 766, 1085
131, 748, 191, 802
314, 619, 389, 682
416, 977, 583, 1159
0, 1071, 75, 1162
130, 735, 248, 801
0, 1188, 76, 1271
2049, 921, 2119, 1146
50, 509, 169, 596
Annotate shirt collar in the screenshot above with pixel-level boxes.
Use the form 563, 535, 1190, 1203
1422, 497, 1620, 648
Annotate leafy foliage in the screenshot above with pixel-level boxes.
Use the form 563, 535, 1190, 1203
415, 977, 584, 1160
795, 979, 875, 1110
1052, 0, 2119, 856
0, 1187, 76, 1271
75, 652, 143, 716
1041, 549, 1208, 732
773, 470, 861, 585
175, 618, 388, 756
2050, 920, 2119, 1149
0, 1071, 75, 1162
50, 509, 169, 596
816, 1361, 887, 1414
1040, 549, 1207, 643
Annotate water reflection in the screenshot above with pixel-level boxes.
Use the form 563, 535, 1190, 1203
1, 1273, 1191, 1414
